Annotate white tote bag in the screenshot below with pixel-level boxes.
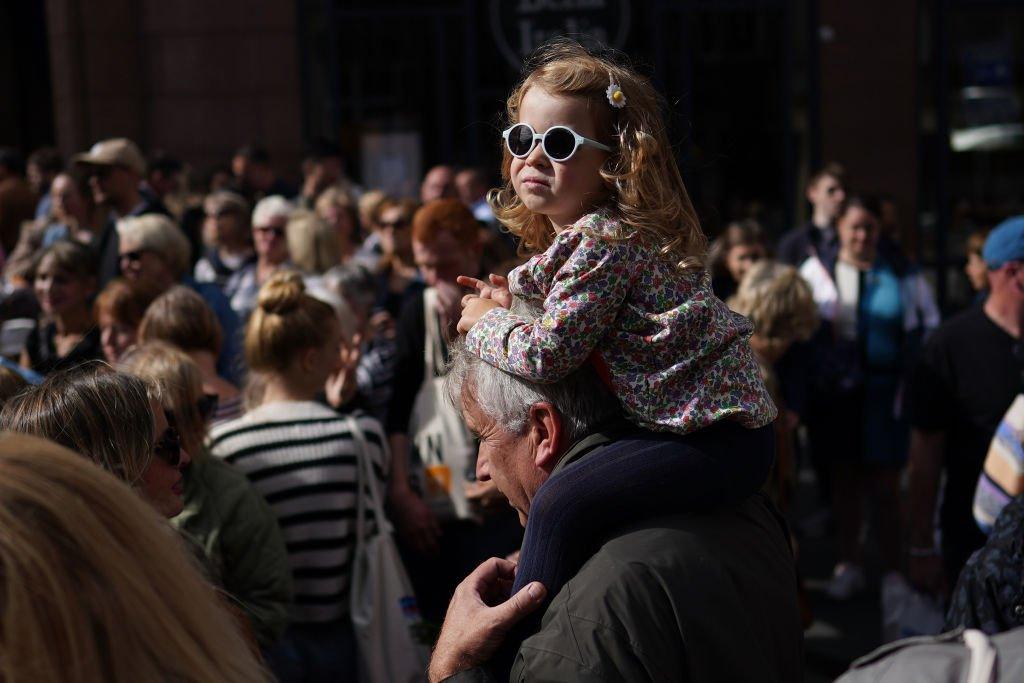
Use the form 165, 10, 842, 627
408, 287, 477, 521
348, 417, 430, 683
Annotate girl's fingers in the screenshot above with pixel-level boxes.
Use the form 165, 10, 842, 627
457, 275, 487, 291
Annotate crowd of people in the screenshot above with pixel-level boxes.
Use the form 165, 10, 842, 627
0, 37, 1021, 681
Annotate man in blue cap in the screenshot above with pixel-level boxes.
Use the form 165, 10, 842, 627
907, 216, 1024, 597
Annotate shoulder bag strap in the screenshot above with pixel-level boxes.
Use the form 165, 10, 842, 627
963, 629, 996, 683
422, 287, 446, 379
346, 415, 392, 536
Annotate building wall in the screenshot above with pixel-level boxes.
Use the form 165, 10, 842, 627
45, 0, 303, 177
818, 0, 919, 249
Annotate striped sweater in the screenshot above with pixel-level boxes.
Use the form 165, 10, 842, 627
973, 394, 1024, 534
209, 401, 389, 624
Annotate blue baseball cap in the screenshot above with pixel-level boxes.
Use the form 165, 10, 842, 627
983, 216, 1024, 269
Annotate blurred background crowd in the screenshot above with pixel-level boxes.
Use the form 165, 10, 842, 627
1, 1, 1023, 681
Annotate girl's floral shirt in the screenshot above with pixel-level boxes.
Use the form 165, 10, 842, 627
466, 211, 777, 434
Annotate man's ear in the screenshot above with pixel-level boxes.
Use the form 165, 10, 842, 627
528, 402, 563, 473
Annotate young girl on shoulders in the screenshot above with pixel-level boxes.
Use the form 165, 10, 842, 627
457, 40, 778, 599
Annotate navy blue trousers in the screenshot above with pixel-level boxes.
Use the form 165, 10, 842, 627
510, 420, 776, 601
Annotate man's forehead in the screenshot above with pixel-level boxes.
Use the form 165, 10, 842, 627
459, 384, 479, 424
459, 381, 493, 429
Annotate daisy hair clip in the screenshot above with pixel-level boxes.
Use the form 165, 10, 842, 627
606, 77, 626, 109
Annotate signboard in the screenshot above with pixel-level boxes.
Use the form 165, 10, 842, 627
489, 0, 632, 71
360, 132, 422, 198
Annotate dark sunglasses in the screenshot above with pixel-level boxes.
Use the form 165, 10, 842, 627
153, 425, 185, 468
254, 225, 285, 238
197, 393, 219, 422
90, 165, 114, 179
119, 248, 152, 264
502, 123, 611, 162
379, 218, 410, 230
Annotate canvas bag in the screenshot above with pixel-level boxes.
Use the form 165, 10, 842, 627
348, 416, 430, 683
837, 626, 1024, 683
407, 287, 476, 520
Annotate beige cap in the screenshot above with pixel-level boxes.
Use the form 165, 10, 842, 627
71, 138, 146, 176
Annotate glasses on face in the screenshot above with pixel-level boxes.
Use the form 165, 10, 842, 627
379, 218, 410, 231
153, 425, 185, 468
197, 393, 218, 422
119, 248, 152, 264
254, 226, 285, 239
502, 123, 612, 162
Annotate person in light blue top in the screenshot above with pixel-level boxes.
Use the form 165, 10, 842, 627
800, 196, 940, 601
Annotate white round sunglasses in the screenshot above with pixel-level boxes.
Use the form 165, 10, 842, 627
502, 123, 612, 162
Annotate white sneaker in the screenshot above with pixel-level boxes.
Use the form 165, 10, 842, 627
825, 562, 866, 600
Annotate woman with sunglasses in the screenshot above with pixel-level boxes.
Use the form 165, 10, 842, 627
226, 195, 297, 322
120, 341, 292, 650
455, 40, 776, 607
116, 213, 244, 384
0, 363, 191, 519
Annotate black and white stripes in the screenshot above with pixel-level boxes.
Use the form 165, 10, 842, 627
209, 401, 388, 624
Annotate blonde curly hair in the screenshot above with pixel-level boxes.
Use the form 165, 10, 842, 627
729, 261, 818, 354
489, 38, 707, 270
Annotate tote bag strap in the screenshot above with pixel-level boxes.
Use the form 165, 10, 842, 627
422, 287, 446, 379
346, 415, 392, 537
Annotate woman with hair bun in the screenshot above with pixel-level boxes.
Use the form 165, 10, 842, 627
209, 270, 390, 680
0, 432, 268, 682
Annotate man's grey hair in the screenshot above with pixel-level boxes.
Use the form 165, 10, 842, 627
444, 299, 619, 442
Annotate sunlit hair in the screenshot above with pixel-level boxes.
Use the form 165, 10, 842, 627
315, 185, 357, 222
32, 239, 98, 284
371, 195, 419, 228
729, 260, 818, 354
119, 341, 206, 460
323, 262, 377, 319
244, 271, 337, 373
490, 38, 707, 270
444, 299, 618, 441
117, 214, 192, 278
413, 199, 480, 247
807, 161, 846, 191
0, 364, 156, 485
839, 195, 882, 223
139, 285, 223, 356
357, 189, 387, 229
286, 209, 341, 274
0, 366, 27, 410
707, 219, 769, 280
252, 195, 295, 228
0, 433, 268, 682
94, 277, 162, 330
204, 190, 250, 226
966, 228, 990, 257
